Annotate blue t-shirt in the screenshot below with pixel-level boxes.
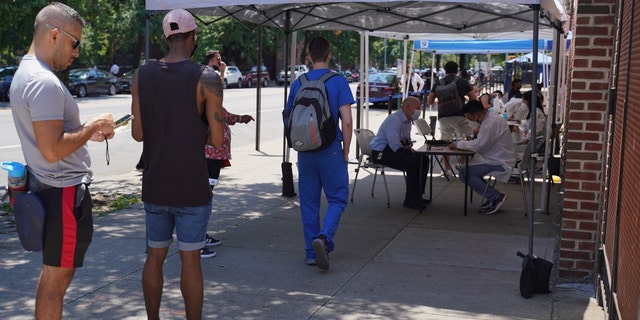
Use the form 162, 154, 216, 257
285, 69, 355, 142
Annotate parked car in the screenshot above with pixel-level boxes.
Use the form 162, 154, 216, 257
0, 65, 17, 102
355, 72, 399, 108
117, 70, 134, 94
351, 70, 360, 82
338, 70, 353, 83
219, 65, 243, 88
242, 65, 270, 88
67, 68, 118, 97
277, 64, 309, 85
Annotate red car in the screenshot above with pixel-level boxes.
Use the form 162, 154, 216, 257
241, 65, 270, 87
356, 73, 399, 108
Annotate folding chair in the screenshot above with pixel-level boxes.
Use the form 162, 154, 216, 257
350, 128, 391, 207
479, 166, 514, 214
518, 137, 546, 216
414, 118, 453, 179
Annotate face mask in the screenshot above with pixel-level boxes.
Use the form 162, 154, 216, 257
412, 109, 421, 121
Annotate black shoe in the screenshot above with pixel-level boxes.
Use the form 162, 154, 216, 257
403, 198, 426, 210
312, 236, 330, 270
204, 234, 221, 247
200, 247, 217, 258
482, 194, 508, 215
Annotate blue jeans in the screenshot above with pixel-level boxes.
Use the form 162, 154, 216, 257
144, 199, 212, 251
297, 141, 348, 260
458, 164, 505, 202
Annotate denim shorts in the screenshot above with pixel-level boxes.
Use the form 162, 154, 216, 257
144, 199, 212, 251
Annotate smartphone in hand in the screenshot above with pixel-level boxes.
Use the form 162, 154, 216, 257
115, 114, 134, 128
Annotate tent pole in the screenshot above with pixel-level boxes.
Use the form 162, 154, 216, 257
402, 39, 409, 99
429, 52, 437, 135
358, 32, 364, 130
528, 4, 540, 256
289, 31, 297, 89
282, 30, 290, 164
365, 32, 370, 129
541, 31, 563, 214
255, 27, 262, 151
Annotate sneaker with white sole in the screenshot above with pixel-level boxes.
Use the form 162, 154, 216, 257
483, 194, 508, 215
200, 247, 217, 258
204, 234, 221, 247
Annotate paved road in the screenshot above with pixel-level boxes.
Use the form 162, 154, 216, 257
0, 84, 316, 190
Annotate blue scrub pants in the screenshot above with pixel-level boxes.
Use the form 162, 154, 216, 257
297, 141, 349, 260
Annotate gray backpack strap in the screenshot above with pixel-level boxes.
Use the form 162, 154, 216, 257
299, 73, 309, 85
318, 71, 337, 83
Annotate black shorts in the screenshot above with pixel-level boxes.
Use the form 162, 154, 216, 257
36, 184, 93, 268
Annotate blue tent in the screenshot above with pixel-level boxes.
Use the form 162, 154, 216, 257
505, 52, 553, 89
413, 39, 553, 54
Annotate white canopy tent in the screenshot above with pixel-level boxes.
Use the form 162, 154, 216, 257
145, 0, 569, 255
146, 1, 568, 35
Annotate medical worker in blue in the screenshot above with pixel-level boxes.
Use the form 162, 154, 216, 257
284, 37, 354, 270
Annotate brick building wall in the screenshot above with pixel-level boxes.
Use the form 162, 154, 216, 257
560, 0, 615, 280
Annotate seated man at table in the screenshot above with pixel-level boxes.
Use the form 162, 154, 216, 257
370, 96, 429, 210
449, 100, 516, 214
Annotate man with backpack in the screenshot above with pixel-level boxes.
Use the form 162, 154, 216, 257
427, 61, 477, 172
283, 37, 354, 271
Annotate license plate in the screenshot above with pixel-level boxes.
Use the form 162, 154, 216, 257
370, 88, 379, 92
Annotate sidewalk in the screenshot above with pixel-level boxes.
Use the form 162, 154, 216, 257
0, 112, 604, 319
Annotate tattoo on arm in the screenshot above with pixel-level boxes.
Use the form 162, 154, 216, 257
201, 69, 223, 98
214, 112, 224, 123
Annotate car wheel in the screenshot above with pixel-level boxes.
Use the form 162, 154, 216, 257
247, 79, 252, 87
237, 79, 242, 88
223, 79, 228, 89
262, 78, 268, 87
78, 85, 87, 98
108, 84, 116, 95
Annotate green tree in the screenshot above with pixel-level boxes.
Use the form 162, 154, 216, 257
0, 0, 49, 65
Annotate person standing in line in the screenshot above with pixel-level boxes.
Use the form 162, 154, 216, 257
206, 49, 226, 78
426, 61, 476, 172
284, 37, 354, 271
130, 9, 224, 320
198, 49, 254, 258
9, 3, 115, 319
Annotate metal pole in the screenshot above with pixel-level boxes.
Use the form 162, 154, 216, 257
255, 27, 262, 151
528, 4, 540, 256
383, 38, 387, 70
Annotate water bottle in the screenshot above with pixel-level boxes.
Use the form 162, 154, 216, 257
502, 112, 508, 121
1, 161, 28, 208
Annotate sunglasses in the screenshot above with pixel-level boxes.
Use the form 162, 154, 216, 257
46, 24, 81, 49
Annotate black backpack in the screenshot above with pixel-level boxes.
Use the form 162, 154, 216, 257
284, 72, 338, 152
436, 76, 463, 116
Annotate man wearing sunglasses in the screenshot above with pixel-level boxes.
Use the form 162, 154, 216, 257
9, 3, 115, 319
